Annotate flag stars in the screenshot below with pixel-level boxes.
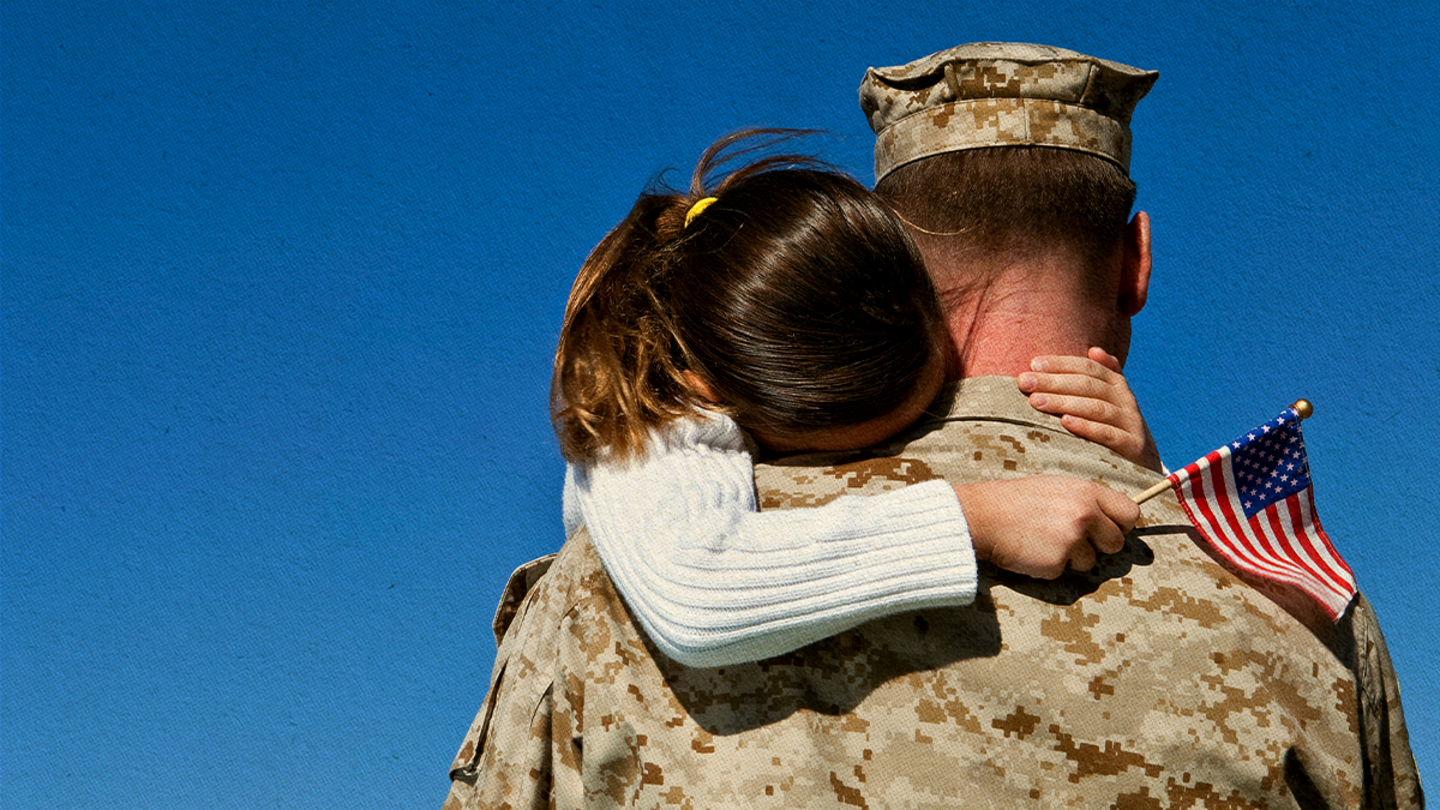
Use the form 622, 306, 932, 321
1227, 413, 1313, 511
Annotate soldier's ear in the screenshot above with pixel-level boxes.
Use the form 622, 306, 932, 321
682, 370, 722, 404
1119, 211, 1152, 317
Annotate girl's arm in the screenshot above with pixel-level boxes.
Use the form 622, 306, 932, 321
569, 411, 1139, 669
568, 412, 977, 668
1018, 347, 1164, 472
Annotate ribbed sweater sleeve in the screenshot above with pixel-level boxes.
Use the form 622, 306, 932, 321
563, 413, 978, 668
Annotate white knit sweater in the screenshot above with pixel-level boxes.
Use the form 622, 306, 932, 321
563, 412, 978, 668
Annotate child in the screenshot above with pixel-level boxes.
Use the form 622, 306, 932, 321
552, 131, 1152, 668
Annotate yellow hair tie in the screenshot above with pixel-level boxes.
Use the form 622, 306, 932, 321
684, 196, 718, 228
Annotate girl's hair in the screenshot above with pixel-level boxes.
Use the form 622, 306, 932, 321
552, 129, 944, 463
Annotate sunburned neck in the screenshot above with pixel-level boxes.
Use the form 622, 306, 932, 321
937, 275, 1121, 379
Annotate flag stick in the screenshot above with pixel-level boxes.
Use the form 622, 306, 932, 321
1132, 399, 1313, 505
1132, 478, 1173, 506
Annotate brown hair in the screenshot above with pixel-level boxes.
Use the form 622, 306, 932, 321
875, 147, 1137, 268
552, 130, 943, 463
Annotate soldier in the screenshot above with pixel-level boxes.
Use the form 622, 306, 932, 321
443, 43, 1421, 808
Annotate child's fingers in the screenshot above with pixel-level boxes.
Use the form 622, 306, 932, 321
1093, 485, 1141, 540
1019, 351, 1161, 471
1066, 541, 1097, 574
1019, 353, 1138, 430
1018, 374, 1124, 415
1087, 346, 1122, 373
1072, 484, 1136, 566
1078, 520, 1123, 567
1027, 353, 1122, 382
1058, 413, 1136, 448
1029, 391, 1125, 426
1018, 357, 1125, 403
1057, 414, 1144, 462
1023, 380, 1129, 417
1018, 372, 1114, 402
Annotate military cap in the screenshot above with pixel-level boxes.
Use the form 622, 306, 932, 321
859, 42, 1158, 181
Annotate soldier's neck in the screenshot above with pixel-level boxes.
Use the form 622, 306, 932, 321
939, 278, 1122, 379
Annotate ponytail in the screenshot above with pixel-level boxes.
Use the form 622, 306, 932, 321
551, 190, 697, 463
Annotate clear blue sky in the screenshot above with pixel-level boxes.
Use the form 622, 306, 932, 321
5, 1, 1436, 805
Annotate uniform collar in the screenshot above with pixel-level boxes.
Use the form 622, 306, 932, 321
919, 376, 1069, 436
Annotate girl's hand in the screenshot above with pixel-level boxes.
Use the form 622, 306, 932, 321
1017, 347, 1163, 472
954, 477, 1139, 579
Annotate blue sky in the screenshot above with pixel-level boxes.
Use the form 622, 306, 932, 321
5, 1, 1437, 805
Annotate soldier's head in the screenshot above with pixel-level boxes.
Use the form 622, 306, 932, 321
860, 43, 1158, 368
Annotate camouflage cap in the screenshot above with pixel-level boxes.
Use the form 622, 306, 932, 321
860, 42, 1158, 181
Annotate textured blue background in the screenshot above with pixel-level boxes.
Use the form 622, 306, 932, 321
5, 1, 1436, 805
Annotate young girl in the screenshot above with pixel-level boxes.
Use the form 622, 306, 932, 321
553, 131, 1153, 668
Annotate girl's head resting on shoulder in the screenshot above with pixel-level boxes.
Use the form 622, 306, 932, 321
553, 129, 946, 463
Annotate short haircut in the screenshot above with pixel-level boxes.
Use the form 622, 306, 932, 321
875, 146, 1137, 268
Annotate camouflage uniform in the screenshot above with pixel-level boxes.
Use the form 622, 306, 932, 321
444, 379, 1421, 809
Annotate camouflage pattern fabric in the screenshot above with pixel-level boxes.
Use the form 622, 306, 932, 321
444, 378, 1421, 809
858, 42, 1158, 181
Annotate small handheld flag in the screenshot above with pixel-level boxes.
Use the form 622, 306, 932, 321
1135, 400, 1357, 621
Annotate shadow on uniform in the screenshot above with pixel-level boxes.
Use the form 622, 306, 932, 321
653, 534, 1155, 736
992, 532, 1156, 605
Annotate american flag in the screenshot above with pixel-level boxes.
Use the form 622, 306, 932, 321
1166, 406, 1357, 620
